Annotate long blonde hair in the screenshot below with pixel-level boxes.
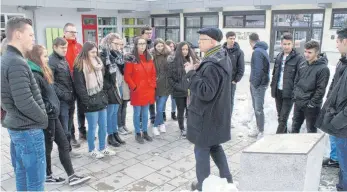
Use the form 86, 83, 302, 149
100, 33, 122, 49
27, 45, 54, 84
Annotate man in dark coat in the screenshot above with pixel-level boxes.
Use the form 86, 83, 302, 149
291, 41, 330, 133
185, 28, 233, 191
316, 28, 347, 191
248, 33, 270, 138
223, 31, 245, 128
270, 33, 305, 134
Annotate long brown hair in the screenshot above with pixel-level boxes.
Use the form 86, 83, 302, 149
74, 41, 99, 72
27, 45, 53, 84
132, 36, 151, 62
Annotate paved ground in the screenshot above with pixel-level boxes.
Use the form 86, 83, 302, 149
0, 66, 339, 191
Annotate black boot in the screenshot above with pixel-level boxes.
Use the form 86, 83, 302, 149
135, 133, 144, 144
107, 134, 121, 147
163, 112, 166, 121
143, 132, 153, 142
171, 112, 177, 121
113, 133, 126, 145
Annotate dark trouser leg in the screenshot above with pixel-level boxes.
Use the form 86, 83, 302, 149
210, 145, 232, 182
69, 103, 76, 140
54, 119, 75, 176
118, 100, 128, 127
77, 100, 86, 134
275, 90, 294, 134
250, 85, 267, 132
149, 103, 156, 122
194, 145, 211, 191
304, 106, 320, 133
230, 83, 236, 117
291, 103, 305, 133
44, 120, 55, 177
175, 97, 186, 131
59, 102, 72, 151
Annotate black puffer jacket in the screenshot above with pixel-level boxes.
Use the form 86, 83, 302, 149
73, 66, 108, 113
270, 49, 305, 98
49, 51, 75, 104
316, 56, 347, 138
167, 55, 189, 98
223, 42, 245, 82
293, 53, 330, 107
100, 49, 123, 105
1, 45, 48, 129
28, 60, 60, 120
185, 45, 232, 147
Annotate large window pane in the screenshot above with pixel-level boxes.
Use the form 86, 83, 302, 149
98, 17, 116, 25
291, 14, 311, 27
166, 28, 180, 42
122, 18, 135, 25
137, 18, 147, 25
312, 28, 322, 43
332, 13, 347, 28
312, 14, 323, 27
1, 15, 5, 28
185, 28, 199, 48
154, 17, 166, 27
245, 15, 265, 27
186, 16, 200, 27
274, 14, 291, 27
155, 28, 166, 39
202, 16, 218, 27
225, 16, 243, 27
167, 17, 180, 27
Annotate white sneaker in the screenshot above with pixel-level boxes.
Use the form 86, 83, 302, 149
248, 128, 259, 137
257, 132, 264, 139
159, 124, 166, 133
89, 150, 104, 159
153, 127, 160, 136
101, 148, 116, 156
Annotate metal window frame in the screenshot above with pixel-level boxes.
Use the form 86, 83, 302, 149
151, 14, 180, 41
330, 8, 347, 29
223, 10, 266, 28
184, 13, 219, 47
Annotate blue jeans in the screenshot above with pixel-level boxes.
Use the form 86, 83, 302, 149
250, 84, 267, 132
133, 105, 149, 134
85, 109, 107, 152
330, 135, 338, 161
171, 95, 176, 112
154, 96, 169, 127
194, 144, 232, 190
107, 104, 120, 135
336, 137, 347, 191
8, 129, 46, 191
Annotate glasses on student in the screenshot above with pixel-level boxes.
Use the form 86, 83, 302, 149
144, 32, 152, 35
112, 42, 122, 46
66, 31, 78, 34
137, 43, 147, 46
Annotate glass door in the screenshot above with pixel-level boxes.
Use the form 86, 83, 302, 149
293, 29, 310, 56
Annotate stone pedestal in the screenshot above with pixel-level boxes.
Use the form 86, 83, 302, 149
239, 133, 325, 191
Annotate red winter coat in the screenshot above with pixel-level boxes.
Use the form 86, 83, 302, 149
65, 38, 82, 72
124, 54, 156, 106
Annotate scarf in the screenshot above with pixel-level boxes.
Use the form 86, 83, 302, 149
105, 49, 124, 88
83, 57, 104, 96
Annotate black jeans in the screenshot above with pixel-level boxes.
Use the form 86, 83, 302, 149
149, 103, 156, 121
175, 97, 187, 131
230, 83, 237, 117
44, 119, 74, 177
194, 144, 232, 190
275, 89, 294, 134
291, 103, 320, 133
118, 100, 129, 127
59, 102, 75, 151
74, 100, 86, 137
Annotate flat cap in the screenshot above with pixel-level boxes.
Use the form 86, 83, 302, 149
197, 28, 223, 42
